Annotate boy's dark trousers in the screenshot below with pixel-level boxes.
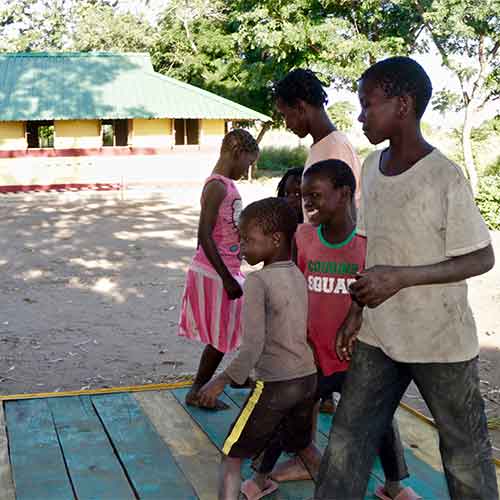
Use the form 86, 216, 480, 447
315, 341, 499, 500
257, 371, 409, 483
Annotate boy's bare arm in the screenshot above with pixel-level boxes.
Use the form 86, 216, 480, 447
351, 244, 494, 308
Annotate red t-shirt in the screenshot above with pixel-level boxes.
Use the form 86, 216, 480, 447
295, 224, 366, 376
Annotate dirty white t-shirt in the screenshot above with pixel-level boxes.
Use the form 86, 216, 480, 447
304, 130, 362, 206
357, 149, 491, 363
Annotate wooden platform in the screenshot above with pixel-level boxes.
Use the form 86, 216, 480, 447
1, 384, 498, 500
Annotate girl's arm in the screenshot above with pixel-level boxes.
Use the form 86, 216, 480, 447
350, 244, 494, 308
198, 180, 242, 299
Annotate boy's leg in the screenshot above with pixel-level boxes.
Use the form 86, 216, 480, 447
412, 358, 498, 500
377, 420, 410, 498
315, 342, 411, 500
219, 455, 242, 500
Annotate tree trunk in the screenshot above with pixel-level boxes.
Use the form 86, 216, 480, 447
248, 121, 272, 181
462, 104, 478, 195
183, 19, 198, 53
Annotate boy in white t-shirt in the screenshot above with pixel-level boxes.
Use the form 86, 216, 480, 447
315, 56, 497, 500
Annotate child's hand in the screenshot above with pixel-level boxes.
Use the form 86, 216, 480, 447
349, 266, 405, 308
336, 303, 364, 361
223, 276, 243, 300
198, 375, 228, 408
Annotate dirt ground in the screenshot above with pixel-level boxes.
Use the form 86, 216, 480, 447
1, 181, 500, 455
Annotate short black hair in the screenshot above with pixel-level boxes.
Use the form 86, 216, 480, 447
304, 159, 356, 199
272, 69, 328, 108
276, 167, 304, 198
240, 197, 298, 243
360, 56, 432, 119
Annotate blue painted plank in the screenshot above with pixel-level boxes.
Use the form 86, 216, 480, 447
4, 399, 74, 500
91, 393, 197, 499
47, 396, 135, 500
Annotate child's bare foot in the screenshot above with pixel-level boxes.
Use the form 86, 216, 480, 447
185, 390, 230, 411
241, 478, 278, 499
270, 455, 312, 482
375, 483, 422, 500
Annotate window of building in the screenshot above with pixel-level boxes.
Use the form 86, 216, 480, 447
174, 119, 199, 145
102, 119, 129, 147
26, 121, 54, 148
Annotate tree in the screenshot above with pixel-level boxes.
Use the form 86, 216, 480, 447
71, 3, 156, 52
327, 101, 356, 131
414, 0, 500, 193
0, 0, 72, 51
152, 0, 424, 123
0, 0, 155, 53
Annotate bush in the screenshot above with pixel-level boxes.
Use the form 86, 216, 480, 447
476, 175, 500, 230
257, 146, 308, 172
483, 156, 500, 177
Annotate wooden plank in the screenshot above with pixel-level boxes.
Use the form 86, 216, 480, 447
47, 395, 135, 499
92, 392, 197, 499
0, 403, 15, 500
135, 390, 220, 500
4, 399, 74, 500
0, 380, 192, 402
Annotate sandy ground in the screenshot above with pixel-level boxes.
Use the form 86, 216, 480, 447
1, 181, 499, 455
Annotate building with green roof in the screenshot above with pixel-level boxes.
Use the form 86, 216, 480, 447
0, 52, 270, 191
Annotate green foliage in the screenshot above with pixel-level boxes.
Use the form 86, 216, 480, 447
432, 90, 463, 114
483, 156, 500, 177
71, 4, 156, 52
38, 124, 54, 148
256, 145, 308, 172
476, 175, 500, 230
151, 0, 424, 122
0, 0, 155, 52
471, 115, 500, 142
327, 101, 355, 131
418, 0, 500, 114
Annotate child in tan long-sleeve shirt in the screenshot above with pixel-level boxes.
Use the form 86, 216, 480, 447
198, 197, 317, 500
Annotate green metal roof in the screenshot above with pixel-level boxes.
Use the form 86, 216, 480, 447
0, 52, 271, 122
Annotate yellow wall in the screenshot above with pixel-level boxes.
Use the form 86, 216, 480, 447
0, 122, 26, 150
200, 119, 225, 147
54, 120, 102, 149
131, 119, 173, 148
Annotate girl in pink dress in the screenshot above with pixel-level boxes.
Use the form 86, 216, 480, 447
178, 129, 259, 410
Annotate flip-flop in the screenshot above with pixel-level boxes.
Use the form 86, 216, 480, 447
241, 478, 279, 500
185, 394, 230, 411
375, 485, 422, 500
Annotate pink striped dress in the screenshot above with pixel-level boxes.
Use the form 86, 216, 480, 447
178, 174, 244, 353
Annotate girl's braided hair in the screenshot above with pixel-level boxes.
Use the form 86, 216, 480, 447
221, 128, 259, 156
